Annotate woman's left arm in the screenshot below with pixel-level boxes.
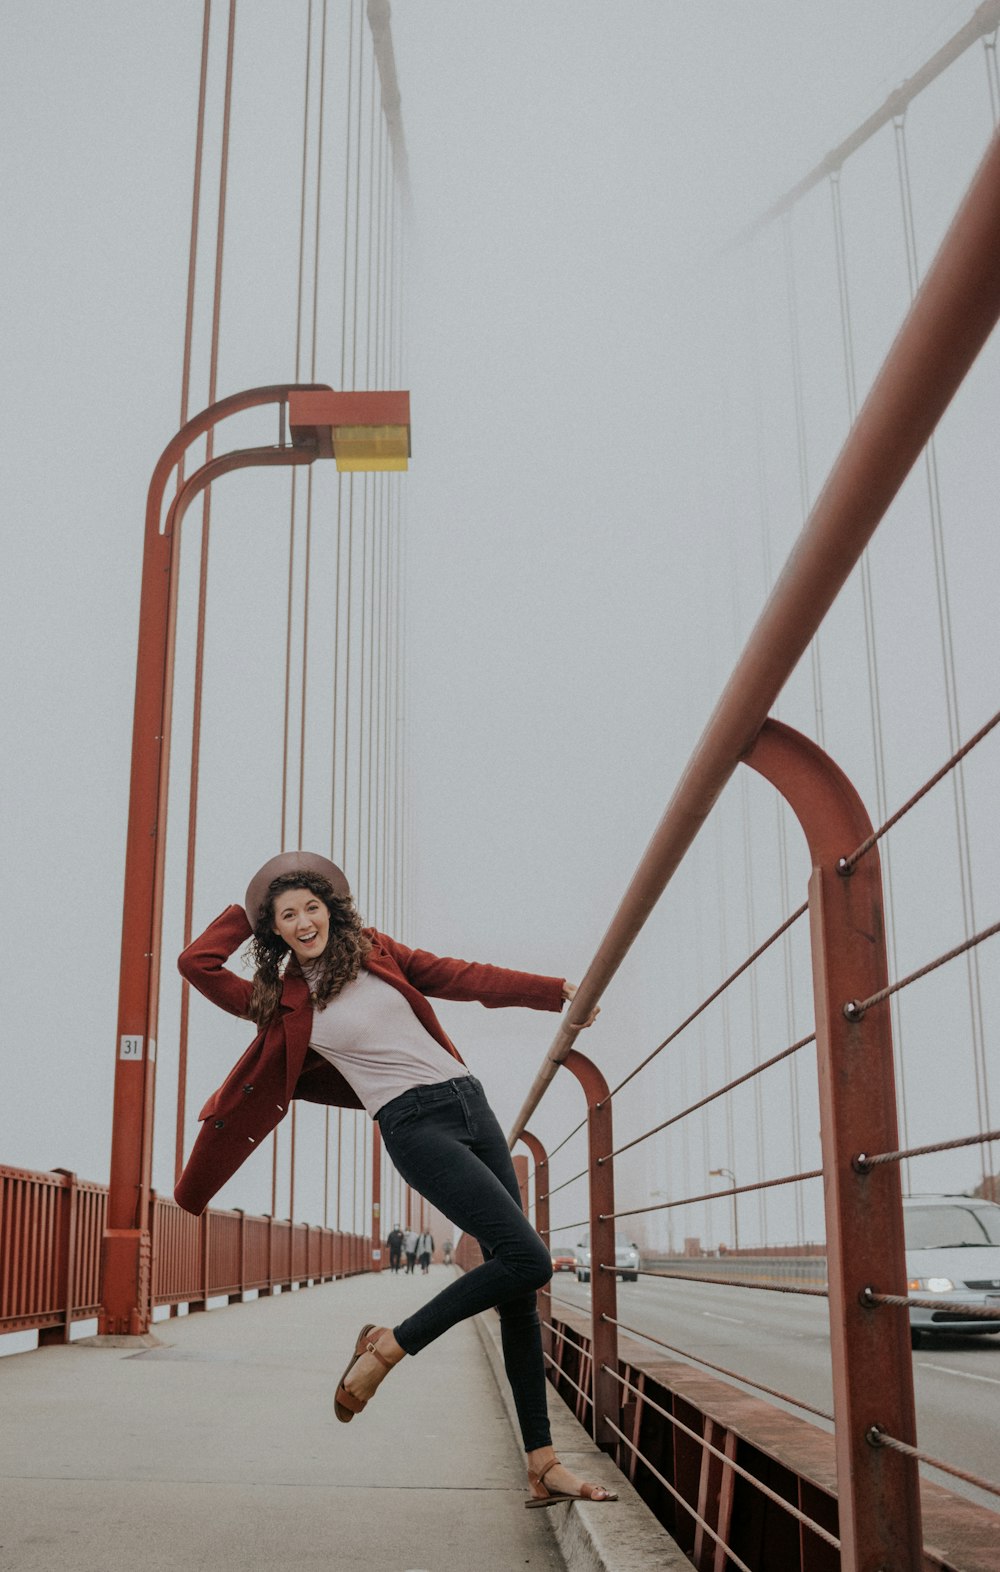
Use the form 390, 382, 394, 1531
375, 932, 566, 1012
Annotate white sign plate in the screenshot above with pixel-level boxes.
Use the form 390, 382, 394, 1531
119, 1035, 144, 1061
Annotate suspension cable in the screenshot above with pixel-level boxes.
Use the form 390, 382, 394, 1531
845, 918, 1000, 1018
603, 902, 807, 1103
173, 0, 215, 1186
828, 162, 913, 1185
893, 112, 993, 1181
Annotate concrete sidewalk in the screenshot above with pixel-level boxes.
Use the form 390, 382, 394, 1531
0, 1268, 565, 1572
0, 1270, 688, 1572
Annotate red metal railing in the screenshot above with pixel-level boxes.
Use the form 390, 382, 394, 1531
461, 124, 1000, 1572
1, 1165, 371, 1346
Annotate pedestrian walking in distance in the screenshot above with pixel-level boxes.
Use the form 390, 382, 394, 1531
416, 1229, 434, 1274
386, 1224, 404, 1274
175, 850, 617, 1508
403, 1227, 418, 1274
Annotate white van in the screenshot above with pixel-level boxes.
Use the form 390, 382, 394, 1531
904, 1194, 1000, 1347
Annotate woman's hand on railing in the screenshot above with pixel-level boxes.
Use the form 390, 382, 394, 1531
561, 981, 600, 1028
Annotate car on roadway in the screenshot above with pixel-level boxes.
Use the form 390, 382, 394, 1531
574, 1231, 640, 1283
550, 1250, 577, 1273
904, 1194, 1000, 1347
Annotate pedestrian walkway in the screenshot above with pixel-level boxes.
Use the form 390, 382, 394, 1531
0, 1268, 565, 1572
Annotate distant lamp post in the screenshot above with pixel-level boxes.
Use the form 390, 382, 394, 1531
101, 382, 410, 1337
710, 1167, 740, 1254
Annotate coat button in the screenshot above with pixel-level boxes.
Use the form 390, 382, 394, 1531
243, 1084, 254, 1095
214, 1118, 225, 1129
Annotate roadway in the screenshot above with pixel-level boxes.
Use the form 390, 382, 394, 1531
549, 1270, 1000, 1514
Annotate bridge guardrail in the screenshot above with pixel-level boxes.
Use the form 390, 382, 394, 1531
487, 119, 1000, 1572
0, 1164, 370, 1346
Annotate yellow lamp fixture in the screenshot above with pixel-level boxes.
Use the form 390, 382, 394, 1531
288, 389, 411, 472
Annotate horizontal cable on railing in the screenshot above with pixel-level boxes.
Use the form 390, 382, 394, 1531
842, 705, 1000, 871
541, 1347, 592, 1406
540, 1165, 589, 1202
867, 1426, 1000, 1502
855, 1127, 1000, 1171
545, 1117, 588, 1163
862, 1287, 1000, 1320
600, 1033, 816, 1164
607, 1167, 823, 1221
603, 1416, 755, 1572
604, 1364, 841, 1551
602, 903, 808, 1105
546, 1298, 587, 1317
845, 919, 1000, 1019
636, 1267, 829, 1298
604, 1313, 834, 1423
548, 1219, 589, 1236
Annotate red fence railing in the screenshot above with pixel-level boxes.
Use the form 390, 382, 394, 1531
0, 1165, 371, 1346
465, 117, 1000, 1572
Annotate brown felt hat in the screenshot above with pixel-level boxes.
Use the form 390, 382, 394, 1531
244, 851, 351, 931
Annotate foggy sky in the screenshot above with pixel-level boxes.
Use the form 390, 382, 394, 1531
2, 1, 998, 1256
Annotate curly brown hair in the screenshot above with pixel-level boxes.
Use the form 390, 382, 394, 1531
246, 870, 371, 1027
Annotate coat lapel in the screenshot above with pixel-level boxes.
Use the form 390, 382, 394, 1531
280, 967, 314, 1102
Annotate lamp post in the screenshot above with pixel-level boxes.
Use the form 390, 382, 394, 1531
709, 1167, 740, 1255
100, 385, 410, 1336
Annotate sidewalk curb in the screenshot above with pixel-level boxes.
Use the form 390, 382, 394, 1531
471, 1306, 691, 1571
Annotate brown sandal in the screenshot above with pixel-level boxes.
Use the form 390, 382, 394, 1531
334, 1323, 399, 1423
525, 1455, 619, 1508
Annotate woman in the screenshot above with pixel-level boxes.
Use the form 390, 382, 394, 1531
415, 1228, 434, 1275
176, 850, 616, 1509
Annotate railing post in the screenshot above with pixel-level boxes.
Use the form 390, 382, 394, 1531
561, 1048, 620, 1453
39, 1170, 77, 1347
745, 718, 922, 1572
520, 1131, 552, 1364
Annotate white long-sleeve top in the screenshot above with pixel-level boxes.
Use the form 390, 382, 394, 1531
302, 963, 470, 1117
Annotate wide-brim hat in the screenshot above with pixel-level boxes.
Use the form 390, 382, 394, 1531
244, 851, 351, 931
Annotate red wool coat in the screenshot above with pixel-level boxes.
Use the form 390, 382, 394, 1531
174, 904, 566, 1215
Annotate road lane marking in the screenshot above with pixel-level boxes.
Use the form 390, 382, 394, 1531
919, 1361, 1000, 1387
702, 1312, 744, 1325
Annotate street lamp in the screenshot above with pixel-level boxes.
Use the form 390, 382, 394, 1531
101, 384, 410, 1336
709, 1167, 740, 1255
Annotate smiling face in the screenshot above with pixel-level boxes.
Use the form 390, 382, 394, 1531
271, 885, 331, 962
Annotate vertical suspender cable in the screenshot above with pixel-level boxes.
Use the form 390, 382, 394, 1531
713, 814, 738, 1246
173, 0, 214, 1185
350, 14, 369, 1229
275, 0, 314, 1222
742, 243, 806, 1239
984, 29, 1000, 125
363, 50, 379, 917
394, 184, 405, 936
342, 1, 365, 878
829, 165, 913, 1184
175, 0, 237, 1185
324, 0, 357, 1231
739, 772, 768, 1242
332, 0, 356, 866
781, 212, 825, 747
380, 130, 393, 927
371, 114, 385, 926
336, 1105, 342, 1232
298, 0, 330, 853
281, 0, 314, 854
893, 115, 992, 1178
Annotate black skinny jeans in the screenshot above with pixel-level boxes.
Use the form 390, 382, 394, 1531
377, 1074, 553, 1452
